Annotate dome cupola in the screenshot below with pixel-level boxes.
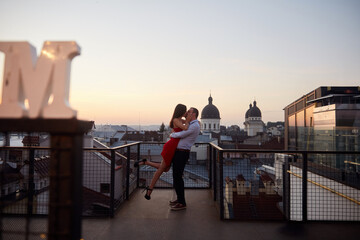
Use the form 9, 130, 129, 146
248, 101, 261, 118
201, 94, 220, 119
200, 94, 221, 133
243, 100, 264, 137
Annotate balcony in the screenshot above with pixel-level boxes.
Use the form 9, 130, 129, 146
81, 189, 359, 240
1, 140, 360, 239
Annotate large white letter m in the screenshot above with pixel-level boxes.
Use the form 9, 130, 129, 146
0, 41, 80, 118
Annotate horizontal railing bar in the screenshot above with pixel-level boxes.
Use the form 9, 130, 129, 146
0, 230, 46, 236
1, 141, 357, 155
110, 141, 141, 150
344, 161, 360, 166
210, 142, 360, 154
0, 146, 51, 150
209, 142, 223, 151
209, 145, 359, 155
0, 141, 210, 151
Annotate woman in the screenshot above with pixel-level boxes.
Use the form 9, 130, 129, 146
134, 104, 189, 200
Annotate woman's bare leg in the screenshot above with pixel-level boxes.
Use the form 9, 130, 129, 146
144, 161, 161, 169
164, 165, 171, 172
147, 161, 168, 196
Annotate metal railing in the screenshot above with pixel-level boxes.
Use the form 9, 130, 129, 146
1, 142, 359, 224
0, 143, 140, 220
209, 143, 360, 221
82, 142, 141, 217
0, 142, 211, 220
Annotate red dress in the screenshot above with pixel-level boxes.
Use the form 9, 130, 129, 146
161, 127, 182, 166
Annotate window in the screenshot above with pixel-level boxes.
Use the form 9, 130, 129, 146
204, 123, 206, 129
214, 124, 216, 129
100, 183, 110, 193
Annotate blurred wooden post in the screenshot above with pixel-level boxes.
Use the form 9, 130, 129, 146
0, 119, 92, 240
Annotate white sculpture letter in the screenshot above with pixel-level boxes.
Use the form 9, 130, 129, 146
0, 41, 80, 118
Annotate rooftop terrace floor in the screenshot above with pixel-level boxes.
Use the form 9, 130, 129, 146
82, 189, 360, 240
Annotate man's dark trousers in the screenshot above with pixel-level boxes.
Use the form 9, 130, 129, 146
172, 150, 189, 206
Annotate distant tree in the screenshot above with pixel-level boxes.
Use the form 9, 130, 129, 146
159, 122, 165, 132
225, 125, 241, 136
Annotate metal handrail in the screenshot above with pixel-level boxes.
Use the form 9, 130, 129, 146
208, 144, 360, 155
111, 141, 141, 150
0, 141, 142, 151
4, 143, 357, 156
345, 161, 360, 166
209, 142, 223, 151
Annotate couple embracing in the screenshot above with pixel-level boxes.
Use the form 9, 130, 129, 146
134, 104, 200, 211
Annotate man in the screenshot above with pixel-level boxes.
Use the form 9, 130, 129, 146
169, 107, 200, 211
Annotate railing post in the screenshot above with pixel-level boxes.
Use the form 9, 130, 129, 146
213, 147, 217, 202
302, 152, 308, 222
49, 133, 84, 240
283, 156, 290, 221
209, 144, 212, 189
137, 143, 140, 188
219, 150, 224, 220
27, 148, 35, 216
0, 119, 92, 240
110, 149, 115, 217
4, 132, 10, 146
126, 146, 131, 200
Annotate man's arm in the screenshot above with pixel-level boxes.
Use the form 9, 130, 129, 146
170, 122, 199, 139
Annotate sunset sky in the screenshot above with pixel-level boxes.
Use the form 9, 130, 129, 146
0, 0, 359, 127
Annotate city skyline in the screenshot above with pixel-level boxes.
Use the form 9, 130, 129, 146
0, 1, 359, 125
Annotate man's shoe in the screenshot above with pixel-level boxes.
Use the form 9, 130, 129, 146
169, 200, 179, 206
170, 203, 186, 211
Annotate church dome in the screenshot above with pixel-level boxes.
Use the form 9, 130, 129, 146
248, 101, 261, 118
201, 95, 220, 119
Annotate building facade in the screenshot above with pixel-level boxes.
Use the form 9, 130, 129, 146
284, 86, 360, 169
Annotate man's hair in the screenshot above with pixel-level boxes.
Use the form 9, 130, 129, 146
191, 107, 199, 118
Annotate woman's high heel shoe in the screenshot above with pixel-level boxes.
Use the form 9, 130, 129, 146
143, 186, 153, 200
134, 158, 147, 168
